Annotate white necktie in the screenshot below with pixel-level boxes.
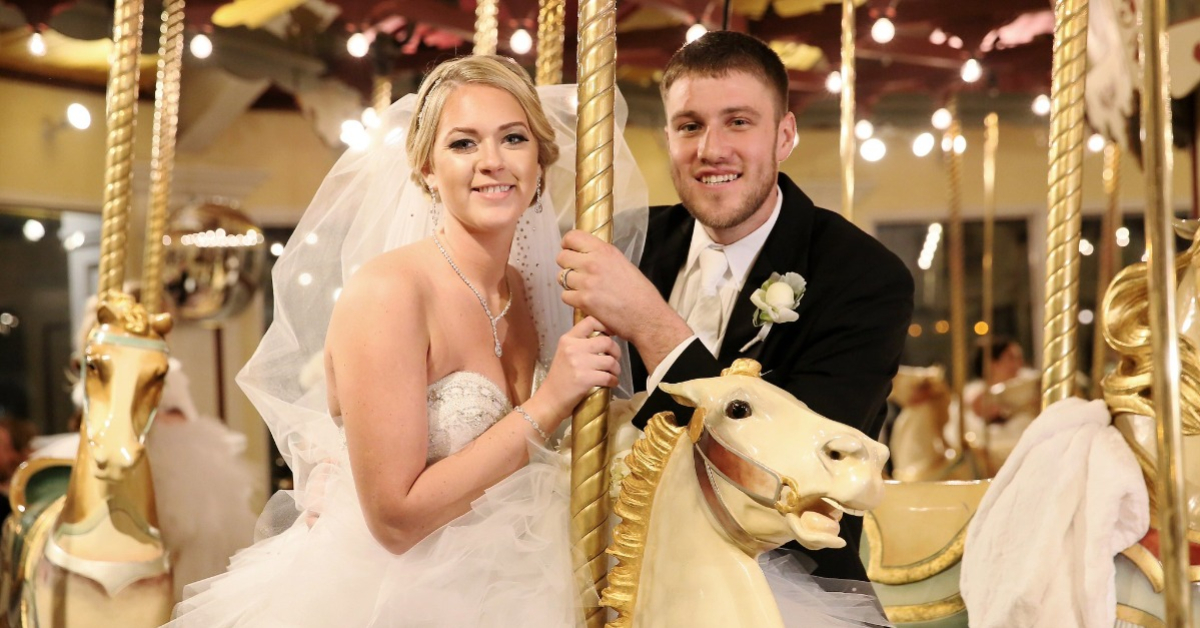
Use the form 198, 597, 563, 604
687, 245, 729, 356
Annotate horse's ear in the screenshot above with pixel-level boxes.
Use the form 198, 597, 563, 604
658, 381, 697, 408
150, 313, 173, 336
96, 300, 118, 325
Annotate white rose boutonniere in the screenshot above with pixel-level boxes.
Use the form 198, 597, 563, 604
741, 272, 806, 352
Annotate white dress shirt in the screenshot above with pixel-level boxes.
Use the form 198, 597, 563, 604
646, 186, 784, 393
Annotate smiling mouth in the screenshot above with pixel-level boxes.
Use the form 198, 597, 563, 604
473, 184, 514, 194
699, 173, 740, 185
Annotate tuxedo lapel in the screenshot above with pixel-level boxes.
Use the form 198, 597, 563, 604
645, 209, 694, 300
718, 175, 817, 365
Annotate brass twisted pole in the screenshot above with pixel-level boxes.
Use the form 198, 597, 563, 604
572, 0, 616, 624
1141, 0, 1189, 621
839, 0, 855, 223
535, 0, 566, 86
373, 76, 392, 115
980, 112, 998, 471
946, 99, 967, 454
142, 0, 186, 314
1041, 0, 1089, 408
1090, 143, 1120, 399
97, 0, 146, 295
473, 0, 500, 56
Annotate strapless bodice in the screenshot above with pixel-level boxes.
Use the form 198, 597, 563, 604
425, 367, 544, 463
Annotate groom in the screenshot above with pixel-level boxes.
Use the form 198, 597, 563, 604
558, 31, 913, 582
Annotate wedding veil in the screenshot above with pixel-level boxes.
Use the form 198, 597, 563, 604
237, 80, 649, 535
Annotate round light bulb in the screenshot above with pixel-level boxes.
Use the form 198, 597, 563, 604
686, 23, 708, 44
860, 138, 886, 162
1032, 94, 1051, 116
1087, 133, 1105, 153
871, 18, 895, 44
347, 33, 370, 58
854, 120, 874, 140
913, 132, 935, 157
270, 242, 285, 257
931, 107, 952, 130
825, 71, 842, 94
28, 32, 46, 57
190, 33, 213, 59
961, 58, 982, 83
66, 103, 91, 130
510, 28, 533, 54
953, 135, 967, 154
22, 220, 45, 242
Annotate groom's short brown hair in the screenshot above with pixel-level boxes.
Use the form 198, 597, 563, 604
660, 31, 790, 119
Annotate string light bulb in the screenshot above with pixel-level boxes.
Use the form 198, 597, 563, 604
510, 28, 533, 54
28, 31, 46, 57
190, 33, 213, 59
871, 18, 895, 44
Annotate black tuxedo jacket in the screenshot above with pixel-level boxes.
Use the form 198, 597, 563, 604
629, 173, 914, 582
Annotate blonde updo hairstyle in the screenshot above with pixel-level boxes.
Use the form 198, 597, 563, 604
406, 55, 559, 196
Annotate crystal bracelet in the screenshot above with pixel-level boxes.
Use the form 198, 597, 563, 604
514, 406, 550, 441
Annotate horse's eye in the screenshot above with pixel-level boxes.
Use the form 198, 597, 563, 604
725, 399, 752, 419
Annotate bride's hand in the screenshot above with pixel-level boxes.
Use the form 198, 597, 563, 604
530, 316, 622, 428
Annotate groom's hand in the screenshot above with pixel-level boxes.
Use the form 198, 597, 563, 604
558, 230, 692, 373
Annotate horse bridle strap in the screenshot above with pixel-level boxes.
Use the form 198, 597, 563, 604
692, 448, 776, 554
45, 534, 170, 597
89, 330, 169, 353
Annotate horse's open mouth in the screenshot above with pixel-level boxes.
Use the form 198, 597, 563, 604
785, 497, 867, 550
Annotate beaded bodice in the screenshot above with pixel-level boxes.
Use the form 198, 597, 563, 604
424, 367, 544, 464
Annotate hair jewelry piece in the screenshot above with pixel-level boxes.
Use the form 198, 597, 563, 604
533, 178, 543, 213
433, 233, 512, 357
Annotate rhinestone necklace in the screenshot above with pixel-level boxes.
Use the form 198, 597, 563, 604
433, 233, 512, 358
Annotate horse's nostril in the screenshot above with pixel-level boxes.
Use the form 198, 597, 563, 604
828, 450, 844, 461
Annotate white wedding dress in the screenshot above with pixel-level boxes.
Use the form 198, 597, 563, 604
167, 368, 584, 627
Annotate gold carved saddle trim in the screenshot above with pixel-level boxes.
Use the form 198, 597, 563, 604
883, 593, 966, 623
863, 480, 989, 585
9, 457, 73, 515
1117, 604, 1167, 628
44, 533, 170, 597
1120, 543, 1166, 593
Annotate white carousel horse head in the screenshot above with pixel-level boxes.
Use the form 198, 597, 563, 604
659, 360, 889, 550
603, 360, 888, 628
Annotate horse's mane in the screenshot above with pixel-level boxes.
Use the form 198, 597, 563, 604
1102, 234, 1200, 514
601, 410, 688, 627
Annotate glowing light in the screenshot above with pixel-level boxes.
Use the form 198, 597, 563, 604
63, 231, 85, 251
871, 18, 895, 44
361, 107, 380, 129
178, 229, 263, 248
1079, 238, 1094, 256
1032, 94, 1051, 116
340, 119, 369, 151
686, 23, 708, 43
974, 321, 989, 335
953, 135, 967, 154
28, 32, 46, 57
306, 233, 319, 245
190, 33, 213, 59
854, 120, 874, 140
67, 103, 91, 130
298, 272, 313, 287
162, 235, 171, 246
929, 29, 947, 45
961, 58, 982, 83
270, 242, 285, 256
1116, 227, 1131, 248
860, 138, 886, 162
22, 220, 45, 242
935, 320, 950, 334
333, 288, 343, 302
1079, 309, 1095, 325
948, 36, 963, 49
510, 28, 533, 54
932, 107, 952, 130
825, 71, 842, 94
347, 32, 369, 58
1087, 133, 1105, 153
908, 324, 922, 337
913, 132, 935, 157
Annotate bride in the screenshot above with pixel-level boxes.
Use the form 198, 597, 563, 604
167, 55, 648, 627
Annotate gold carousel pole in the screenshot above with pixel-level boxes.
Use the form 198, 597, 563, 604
1141, 0, 1190, 621
946, 98, 968, 454
536, 0, 566, 86
839, 0, 855, 222
142, 0, 186, 313
97, 0, 146, 295
373, 76, 392, 115
473, 0, 500, 56
571, 0, 616, 622
1041, 0, 1088, 408
980, 112, 998, 470
1090, 143, 1121, 399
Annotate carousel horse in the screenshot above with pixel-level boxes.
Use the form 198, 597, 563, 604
1102, 220, 1200, 626
0, 292, 173, 627
600, 359, 888, 628
888, 366, 980, 482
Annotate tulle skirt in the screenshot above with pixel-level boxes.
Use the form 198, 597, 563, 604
166, 447, 582, 628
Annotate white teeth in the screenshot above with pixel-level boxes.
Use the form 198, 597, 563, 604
476, 185, 513, 194
700, 174, 739, 185
822, 497, 866, 517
